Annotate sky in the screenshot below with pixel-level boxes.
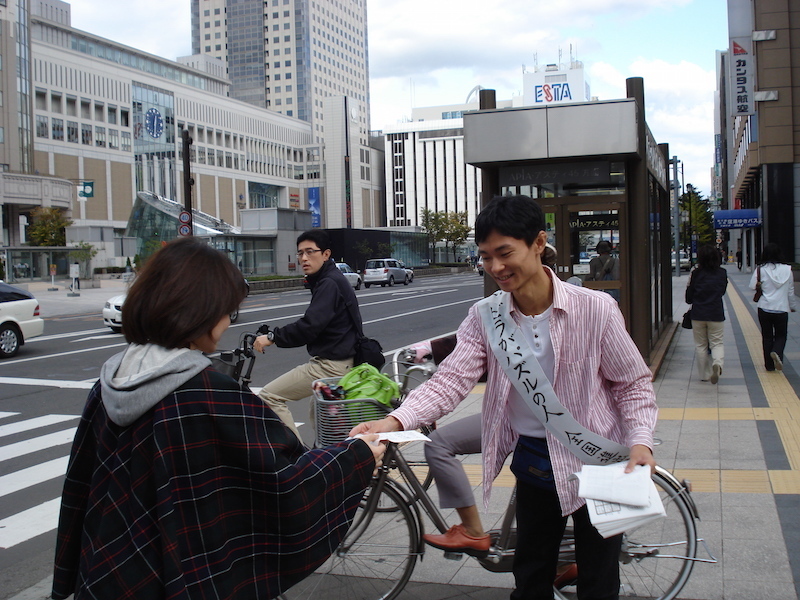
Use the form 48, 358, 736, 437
67, 0, 729, 194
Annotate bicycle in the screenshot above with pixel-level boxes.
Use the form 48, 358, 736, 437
280, 348, 717, 600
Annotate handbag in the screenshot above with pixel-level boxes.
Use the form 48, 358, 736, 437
681, 310, 692, 329
753, 266, 763, 302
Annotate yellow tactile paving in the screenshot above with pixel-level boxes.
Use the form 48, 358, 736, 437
671, 469, 721, 493
721, 470, 771, 493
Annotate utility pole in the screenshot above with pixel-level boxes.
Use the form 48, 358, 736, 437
671, 156, 681, 277
181, 129, 194, 236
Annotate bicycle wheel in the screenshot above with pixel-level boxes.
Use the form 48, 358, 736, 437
282, 480, 419, 600
617, 471, 698, 600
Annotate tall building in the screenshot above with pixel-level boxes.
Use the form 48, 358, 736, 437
190, 0, 379, 229
721, 0, 800, 263
191, 0, 370, 143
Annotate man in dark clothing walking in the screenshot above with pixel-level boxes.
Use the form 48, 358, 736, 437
254, 229, 361, 438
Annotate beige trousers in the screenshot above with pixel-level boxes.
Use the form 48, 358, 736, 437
258, 356, 353, 439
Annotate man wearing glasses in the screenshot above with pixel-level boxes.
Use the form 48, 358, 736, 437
253, 229, 363, 440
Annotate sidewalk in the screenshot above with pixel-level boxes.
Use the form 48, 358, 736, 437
11, 266, 800, 599
23, 278, 128, 319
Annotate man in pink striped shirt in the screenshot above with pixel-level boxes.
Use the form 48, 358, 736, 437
352, 195, 657, 600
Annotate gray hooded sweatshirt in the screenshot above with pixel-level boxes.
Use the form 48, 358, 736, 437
100, 344, 212, 427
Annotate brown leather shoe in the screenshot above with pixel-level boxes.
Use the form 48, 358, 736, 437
423, 524, 491, 556
555, 563, 578, 588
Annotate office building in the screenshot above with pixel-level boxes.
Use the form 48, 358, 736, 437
380, 60, 590, 232
722, 0, 800, 264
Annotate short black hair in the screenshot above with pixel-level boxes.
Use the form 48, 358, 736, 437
475, 195, 545, 246
297, 229, 330, 251
123, 237, 248, 348
697, 244, 721, 270
761, 242, 783, 264
596, 241, 612, 254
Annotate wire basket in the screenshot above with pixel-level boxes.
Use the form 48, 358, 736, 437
313, 377, 392, 446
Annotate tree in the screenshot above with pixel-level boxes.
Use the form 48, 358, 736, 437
70, 241, 98, 279
441, 212, 472, 262
27, 207, 73, 246
679, 185, 714, 258
353, 239, 373, 270
420, 209, 446, 263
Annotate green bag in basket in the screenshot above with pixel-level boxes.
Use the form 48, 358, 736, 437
338, 363, 400, 409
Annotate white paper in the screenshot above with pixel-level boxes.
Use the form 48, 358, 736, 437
574, 463, 651, 507
352, 431, 431, 443
583, 475, 666, 538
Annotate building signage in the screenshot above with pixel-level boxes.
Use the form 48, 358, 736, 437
645, 128, 667, 189
308, 187, 321, 228
729, 38, 754, 116
500, 161, 610, 187
570, 213, 619, 231
534, 83, 572, 103
714, 209, 761, 229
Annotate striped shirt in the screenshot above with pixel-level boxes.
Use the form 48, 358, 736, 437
391, 269, 657, 516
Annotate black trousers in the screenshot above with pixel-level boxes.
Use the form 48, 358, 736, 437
511, 479, 622, 600
757, 308, 789, 370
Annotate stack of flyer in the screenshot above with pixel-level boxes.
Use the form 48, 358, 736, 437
572, 463, 666, 538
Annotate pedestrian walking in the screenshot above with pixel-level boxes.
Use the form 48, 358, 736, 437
750, 242, 797, 371
686, 245, 728, 384
736, 249, 742, 270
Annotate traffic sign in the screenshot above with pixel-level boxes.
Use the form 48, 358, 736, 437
178, 224, 192, 236
179, 211, 191, 224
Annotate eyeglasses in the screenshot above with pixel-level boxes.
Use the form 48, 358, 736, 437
296, 248, 323, 258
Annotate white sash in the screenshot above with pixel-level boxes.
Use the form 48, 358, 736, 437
478, 291, 630, 465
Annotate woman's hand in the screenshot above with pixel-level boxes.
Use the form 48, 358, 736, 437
357, 434, 387, 476
625, 444, 656, 474
349, 416, 403, 438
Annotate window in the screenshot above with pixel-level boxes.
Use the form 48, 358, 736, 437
214, 8, 220, 14
52, 118, 64, 141
109, 129, 119, 150
51, 93, 62, 113
204, 9, 210, 16
204, 21, 210, 28
107, 106, 117, 124
205, 33, 211, 40
36, 115, 48, 138
215, 45, 221, 51
121, 131, 131, 151
81, 123, 92, 145
95, 126, 106, 147
205, 46, 211, 52
67, 121, 79, 143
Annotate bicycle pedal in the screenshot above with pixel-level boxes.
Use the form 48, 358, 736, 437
442, 551, 464, 561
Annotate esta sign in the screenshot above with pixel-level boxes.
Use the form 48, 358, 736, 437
534, 83, 573, 103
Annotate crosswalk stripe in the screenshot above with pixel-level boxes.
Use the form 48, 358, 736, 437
0, 457, 70, 498
0, 498, 62, 549
0, 412, 20, 420
0, 415, 79, 438
0, 428, 77, 462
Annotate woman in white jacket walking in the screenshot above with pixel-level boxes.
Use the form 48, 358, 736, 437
750, 243, 797, 371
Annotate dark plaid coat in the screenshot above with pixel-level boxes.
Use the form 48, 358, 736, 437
52, 367, 374, 599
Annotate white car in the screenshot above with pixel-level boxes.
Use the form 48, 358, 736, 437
0, 282, 44, 358
336, 263, 362, 290
104, 287, 247, 333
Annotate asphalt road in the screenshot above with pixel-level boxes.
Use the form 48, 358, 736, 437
0, 272, 484, 600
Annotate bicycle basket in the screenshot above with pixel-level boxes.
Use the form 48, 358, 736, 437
209, 350, 243, 381
313, 377, 392, 446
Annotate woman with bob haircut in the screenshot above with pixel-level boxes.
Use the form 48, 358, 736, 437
52, 237, 384, 600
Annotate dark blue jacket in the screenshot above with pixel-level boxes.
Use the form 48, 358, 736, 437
273, 258, 361, 359
686, 267, 728, 322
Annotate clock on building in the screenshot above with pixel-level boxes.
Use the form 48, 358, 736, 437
144, 107, 164, 139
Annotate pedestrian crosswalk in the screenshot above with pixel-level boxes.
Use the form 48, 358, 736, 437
0, 411, 79, 550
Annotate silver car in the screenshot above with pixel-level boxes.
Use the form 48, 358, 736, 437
363, 258, 409, 288
0, 282, 44, 358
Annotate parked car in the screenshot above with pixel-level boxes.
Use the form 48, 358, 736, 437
671, 251, 691, 271
362, 258, 408, 288
0, 282, 44, 358
399, 261, 414, 283
336, 262, 362, 289
476, 257, 484, 276
103, 280, 249, 333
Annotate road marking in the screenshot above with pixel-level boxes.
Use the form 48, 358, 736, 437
28, 328, 109, 343
0, 498, 62, 549
0, 377, 96, 389
72, 335, 123, 342
0, 415, 80, 438
0, 342, 127, 366
0, 412, 20, 420
0, 457, 69, 498
0, 428, 77, 461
